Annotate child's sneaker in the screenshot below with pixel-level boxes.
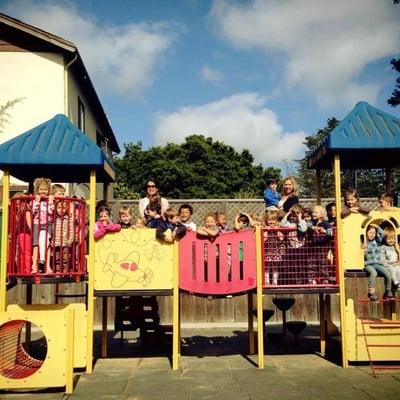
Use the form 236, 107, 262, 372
383, 290, 395, 300
367, 292, 378, 301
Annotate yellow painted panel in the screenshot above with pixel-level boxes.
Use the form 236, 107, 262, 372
0, 307, 72, 389
7, 304, 87, 369
345, 299, 400, 361
94, 229, 174, 290
342, 210, 400, 270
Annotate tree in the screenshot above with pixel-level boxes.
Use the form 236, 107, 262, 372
114, 135, 281, 199
388, 58, 400, 107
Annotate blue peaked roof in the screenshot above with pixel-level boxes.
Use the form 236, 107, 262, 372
307, 101, 400, 169
0, 114, 116, 182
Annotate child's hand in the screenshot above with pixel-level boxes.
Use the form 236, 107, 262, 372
164, 236, 173, 243
361, 242, 367, 250
350, 207, 359, 213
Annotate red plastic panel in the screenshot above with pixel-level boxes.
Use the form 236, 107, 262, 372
179, 230, 257, 295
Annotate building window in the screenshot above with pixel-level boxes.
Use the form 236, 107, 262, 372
78, 97, 85, 132
96, 130, 112, 160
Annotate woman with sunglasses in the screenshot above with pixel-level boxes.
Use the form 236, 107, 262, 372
138, 179, 169, 220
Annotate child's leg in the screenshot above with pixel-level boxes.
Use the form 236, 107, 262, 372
19, 233, 32, 274
32, 246, 38, 273
38, 229, 52, 272
374, 264, 392, 292
364, 264, 378, 289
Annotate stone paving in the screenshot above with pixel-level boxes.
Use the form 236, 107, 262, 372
1, 327, 400, 400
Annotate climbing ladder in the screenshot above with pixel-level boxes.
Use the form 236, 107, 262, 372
353, 273, 400, 376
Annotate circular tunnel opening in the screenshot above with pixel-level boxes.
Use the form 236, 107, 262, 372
0, 319, 47, 379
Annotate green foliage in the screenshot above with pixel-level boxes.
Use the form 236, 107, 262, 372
114, 135, 281, 199
388, 58, 400, 108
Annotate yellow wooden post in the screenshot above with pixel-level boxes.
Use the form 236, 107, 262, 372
86, 170, 96, 373
319, 293, 326, 356
247, 292, 254, 354
334, 154, 348, 368
0, 170, 10, 312
65, 308, 75, 394
172, 240, 180, 370
316, 169, 322, 205
255, 226, 264, 369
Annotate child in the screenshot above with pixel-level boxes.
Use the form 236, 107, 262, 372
378, 193, 394, 211
264, 178, 281, 210
363, 224, 393, 300
179, 204, 197, 232
51, 183, 65, 197
341, 188, 370, 218
380, 228, 400, 294
309, 205, 333, 284
302, 207, 313, 229
197, 213, 220, 238
145, 202, 163, 228
216, 212, 230, 232
94, 204, 121, 240
280, 204, 308, 285
118, 206, 134, 228
311, 206, 333, 237
156, 208, 186, 243
263, 210, 284, 285
13, 193, 32, 274
251, 214, 263, 227
52, 200, 74, 272
234, 212, 252, 231
32, 177, 54, 273
325, 202, 336, 225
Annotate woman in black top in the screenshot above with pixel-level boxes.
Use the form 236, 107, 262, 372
279, 176, 299, 212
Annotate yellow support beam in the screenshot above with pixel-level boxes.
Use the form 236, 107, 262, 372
65, 308, 75, 394
334, 154, 348, 368
86, 170, 96, 373
0, 170, 10, 312
172, 240, 180, 370
255, 226, 264, 369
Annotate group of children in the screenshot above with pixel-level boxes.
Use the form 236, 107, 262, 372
13, 177, 85, 274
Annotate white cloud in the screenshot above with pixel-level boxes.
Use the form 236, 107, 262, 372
4, 1, 178, 97
153, 93, 307, 166
210, 0, 400, 108
200, 65, 224, 83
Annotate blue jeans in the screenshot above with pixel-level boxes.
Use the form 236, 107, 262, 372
364, 264, 391, 291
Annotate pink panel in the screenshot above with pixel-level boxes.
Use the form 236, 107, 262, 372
179, 230, 257, 295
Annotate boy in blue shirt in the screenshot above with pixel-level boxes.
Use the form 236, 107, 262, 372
264, 178, 281, 210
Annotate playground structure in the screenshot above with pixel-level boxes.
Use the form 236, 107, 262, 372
0, 101, 400, 393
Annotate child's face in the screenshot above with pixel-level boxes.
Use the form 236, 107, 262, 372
346, 195, 358, 208
266, 217, 277, 227
269, 182, 278, 191
38, 184, 50, 196
217, 214, 226, 226
303, 213, 312, 222
54, 189, 65, 196
179, 208, 192, 222
328, 206, 336, 217
366, 228, 376, 241
147, 208, 156, 218
56, 202, 67, 216
253, 219, 262, 227
312, 208, 323, 220
120, 212, 132, 224
379, 199, 391, 210
289, 212, 299, 223
169, 215, 179, 225
205, 216, 217, 229
386, 234, 396, 246
99, 211, 110, 225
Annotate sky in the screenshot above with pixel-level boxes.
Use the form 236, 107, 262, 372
1, 0, 400, 171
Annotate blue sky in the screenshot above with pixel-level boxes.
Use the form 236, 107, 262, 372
2, 0, 400, 171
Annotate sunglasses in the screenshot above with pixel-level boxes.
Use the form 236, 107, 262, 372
147, 184, 156, 188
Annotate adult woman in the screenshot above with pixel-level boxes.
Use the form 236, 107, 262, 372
138, 179, 169, 219
279, 176, 299, 212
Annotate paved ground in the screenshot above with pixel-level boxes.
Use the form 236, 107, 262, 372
1, 326, 400, 400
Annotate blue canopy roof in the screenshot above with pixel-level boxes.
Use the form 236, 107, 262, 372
0, 114, 116, 182
307, 101, 400, 169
